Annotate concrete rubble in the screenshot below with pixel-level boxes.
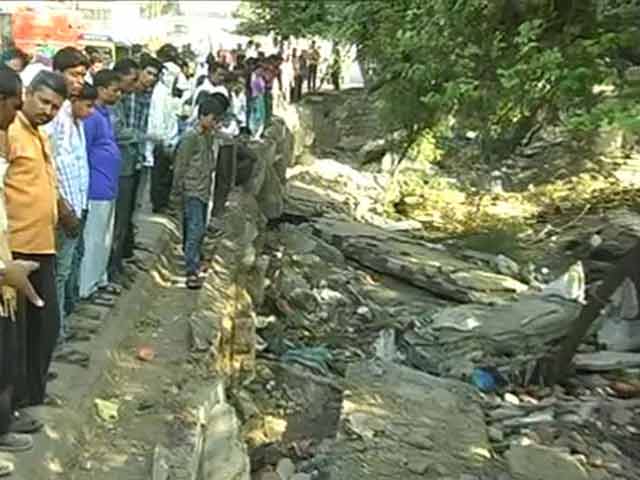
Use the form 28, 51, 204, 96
186, 93, 640, 480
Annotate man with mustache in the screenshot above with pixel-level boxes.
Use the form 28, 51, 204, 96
5, 71, 67, 428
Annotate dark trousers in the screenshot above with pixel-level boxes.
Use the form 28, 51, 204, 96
151, 145, 173, 213
308, 64, 318, 91
293, 75, 303, 102
124, 171, 141, 260
332, 72, 341, 91
0, 315, 17, 434
109, 174, 138, 281
212, 143, 256, 219
183, 197, 207, 275
265, 91, 273, 125
13, 253, 59, 408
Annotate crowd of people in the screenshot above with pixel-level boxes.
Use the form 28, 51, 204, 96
0, 35, 346, 476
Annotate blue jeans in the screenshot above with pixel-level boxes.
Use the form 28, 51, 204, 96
183, 197, 207, 275
55, 228, 81, 338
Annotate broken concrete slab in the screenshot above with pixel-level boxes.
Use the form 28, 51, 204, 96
321, 360, 493, 479
506, 444, 588, 480
573, 351, 640, 372
311, 218, 529, 303
200, 401, 251, 480
152, 444, 170, 480
402, 295, 581, 377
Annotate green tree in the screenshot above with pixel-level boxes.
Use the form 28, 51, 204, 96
236, 0, 640, 163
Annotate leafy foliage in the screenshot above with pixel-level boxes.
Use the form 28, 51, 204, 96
236, 0, 640, 162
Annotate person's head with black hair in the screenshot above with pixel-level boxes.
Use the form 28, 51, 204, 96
138, 55, 163, 91
2, 47, 30, 73
88, 51, 105, 76
52, 46, 90, 97
113, 58, 140, 93
71, 82, 97, 120
156, 43, 178, 64
23, 70, 67, 127
208, 61, 228, 86
198, 95, 227, 132
93, 70, 121, 106
0, 66, 23, 130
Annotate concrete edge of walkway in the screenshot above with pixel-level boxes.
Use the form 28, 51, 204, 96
166, 114, 302, 480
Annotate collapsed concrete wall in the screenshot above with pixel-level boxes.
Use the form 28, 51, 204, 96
185, 108, 311, 479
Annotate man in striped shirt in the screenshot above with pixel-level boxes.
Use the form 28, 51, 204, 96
46, 83, 96, 339
46, 47, 91, 340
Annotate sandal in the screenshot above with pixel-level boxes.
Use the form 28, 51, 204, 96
64, 330, 92, 342
10, 411, 43, 434
126, 257, 150, 272
53, 348, 90, 368
134, 243, 154, 254
90, 294, 115, 308
0, 433, 33, 452
0, 459, 13, 477
198, 263, 210, 278
44, 394, 64, 408
99, 283, 122, 296
186, 275, 203, 290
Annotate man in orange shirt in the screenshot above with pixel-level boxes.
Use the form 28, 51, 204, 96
5, 71, 66, 415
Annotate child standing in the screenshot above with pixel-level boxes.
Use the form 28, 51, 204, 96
171, 97, 227, 289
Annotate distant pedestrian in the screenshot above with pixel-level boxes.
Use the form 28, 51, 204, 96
248, 61, 266, 139
331, 46, 342, 91
308, 41, 321, 92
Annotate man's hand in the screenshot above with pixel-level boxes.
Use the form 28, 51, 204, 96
58, 198, 81, 238
3, 260, 44, 307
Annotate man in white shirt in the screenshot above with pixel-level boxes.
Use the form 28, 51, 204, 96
146, 57, 180, 213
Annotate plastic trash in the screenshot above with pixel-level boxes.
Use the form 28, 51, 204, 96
281, 346, 332, 375
598, 278, 640, 352
374, 328, 398, 362
471, 367, 508, 393
542, 262, 586, 304
94, 398, 119, 423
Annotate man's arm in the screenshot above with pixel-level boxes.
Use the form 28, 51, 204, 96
112, 101, 140, 146
171, 133, 195, 202
49, 117, 82, 235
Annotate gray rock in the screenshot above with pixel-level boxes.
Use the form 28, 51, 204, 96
488, 426, 504, 442
198, 383, 251, 480
610, 406, 633, 426
506, 444, 588, 480
152, 444, 170, 480
259, 473, 281, 480
495, 254, 520, 277
290, 474, 312, 480
256, 163, 285, 220
403, 295, 580, 376
573, 351, 640, 372
276, 458, 296, 480
407, 459, 431, 474
311, 218, 530, 304
324, 361, 490, 479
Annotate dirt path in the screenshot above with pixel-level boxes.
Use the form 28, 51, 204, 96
0, 212, 214, 479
